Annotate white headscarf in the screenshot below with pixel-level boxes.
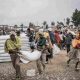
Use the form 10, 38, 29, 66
10, 31, 16, 36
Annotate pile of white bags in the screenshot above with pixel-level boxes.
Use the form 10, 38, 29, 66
53, 44, 61, 56
20, 50, 41, 63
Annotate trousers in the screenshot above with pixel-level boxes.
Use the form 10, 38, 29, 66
9, 53, 21, 77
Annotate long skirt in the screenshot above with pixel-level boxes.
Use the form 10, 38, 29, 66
68, 48, 80, 61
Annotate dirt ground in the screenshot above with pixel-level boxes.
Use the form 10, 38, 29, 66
0, 50, 80, 80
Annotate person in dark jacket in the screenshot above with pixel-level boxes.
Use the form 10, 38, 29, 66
65, 32, 73, 53
27, 28, 31, 36
37, 33, 46, 50
46, 29, 55, 60
48, 30, 56, 45
36, 44, 50, 74
29, 31, 35, 48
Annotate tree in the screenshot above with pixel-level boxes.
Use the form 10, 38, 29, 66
43, 21, 47, 29
14, 25, 18, 28
20, 24, 24, 32
51, 21, 55, 26
29, 22, 34, 27
59, 22, 64, 26
57, 21, 60, 25
72, 9, 80, 27
43, 21, 47, 26
66, 17, 70, 25
57, 21, 64, 26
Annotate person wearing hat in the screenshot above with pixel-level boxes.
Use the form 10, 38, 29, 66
47, 28, 56, 59
36, 44, 50, 74
4, 32, 21, 79
43, 30, 49, 39
35, 29, 43, 42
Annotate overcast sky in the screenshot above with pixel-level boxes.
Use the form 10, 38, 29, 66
0, 0, 80, 26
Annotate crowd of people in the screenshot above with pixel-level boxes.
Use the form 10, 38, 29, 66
4, 26, 80, 80
26, 27, 80, 72
27, 27, 75, 54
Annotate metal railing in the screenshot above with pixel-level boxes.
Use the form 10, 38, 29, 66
0, 34, 30, 62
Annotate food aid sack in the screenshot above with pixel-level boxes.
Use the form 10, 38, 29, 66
20, 50, 41, 63
53, 44, 60, 55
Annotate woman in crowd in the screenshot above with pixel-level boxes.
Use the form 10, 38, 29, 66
67, 32, 80, 71
54, 30, 61, 49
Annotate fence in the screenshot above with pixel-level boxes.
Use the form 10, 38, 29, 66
0, 33, 30, 62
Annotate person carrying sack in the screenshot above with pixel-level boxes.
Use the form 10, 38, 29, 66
36, 44, 50, 74
4, 32, 21, 80
37, 33, 46, 50
67, 32, 80, 71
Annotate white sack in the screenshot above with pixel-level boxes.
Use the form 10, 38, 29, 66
68, 30, 76, 35
20, 58, 30, 64
70, 31, 76, 35
20, 50, 41, 62
53, 44, 60, 55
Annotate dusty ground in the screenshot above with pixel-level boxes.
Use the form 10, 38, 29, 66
0, 50, 80, 80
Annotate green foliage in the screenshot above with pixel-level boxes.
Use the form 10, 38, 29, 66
43, 21, 47, 26
57, 21, 64, 26
14, 25, 18, 28
59, 22, 64, 26
29, 22, 34, 27
72, 9, 80, 27
51, 21, 55, 26
66, 17, 70, 25
20, 24, 23, 27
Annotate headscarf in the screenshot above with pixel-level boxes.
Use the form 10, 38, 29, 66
10, 31, 16, 36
